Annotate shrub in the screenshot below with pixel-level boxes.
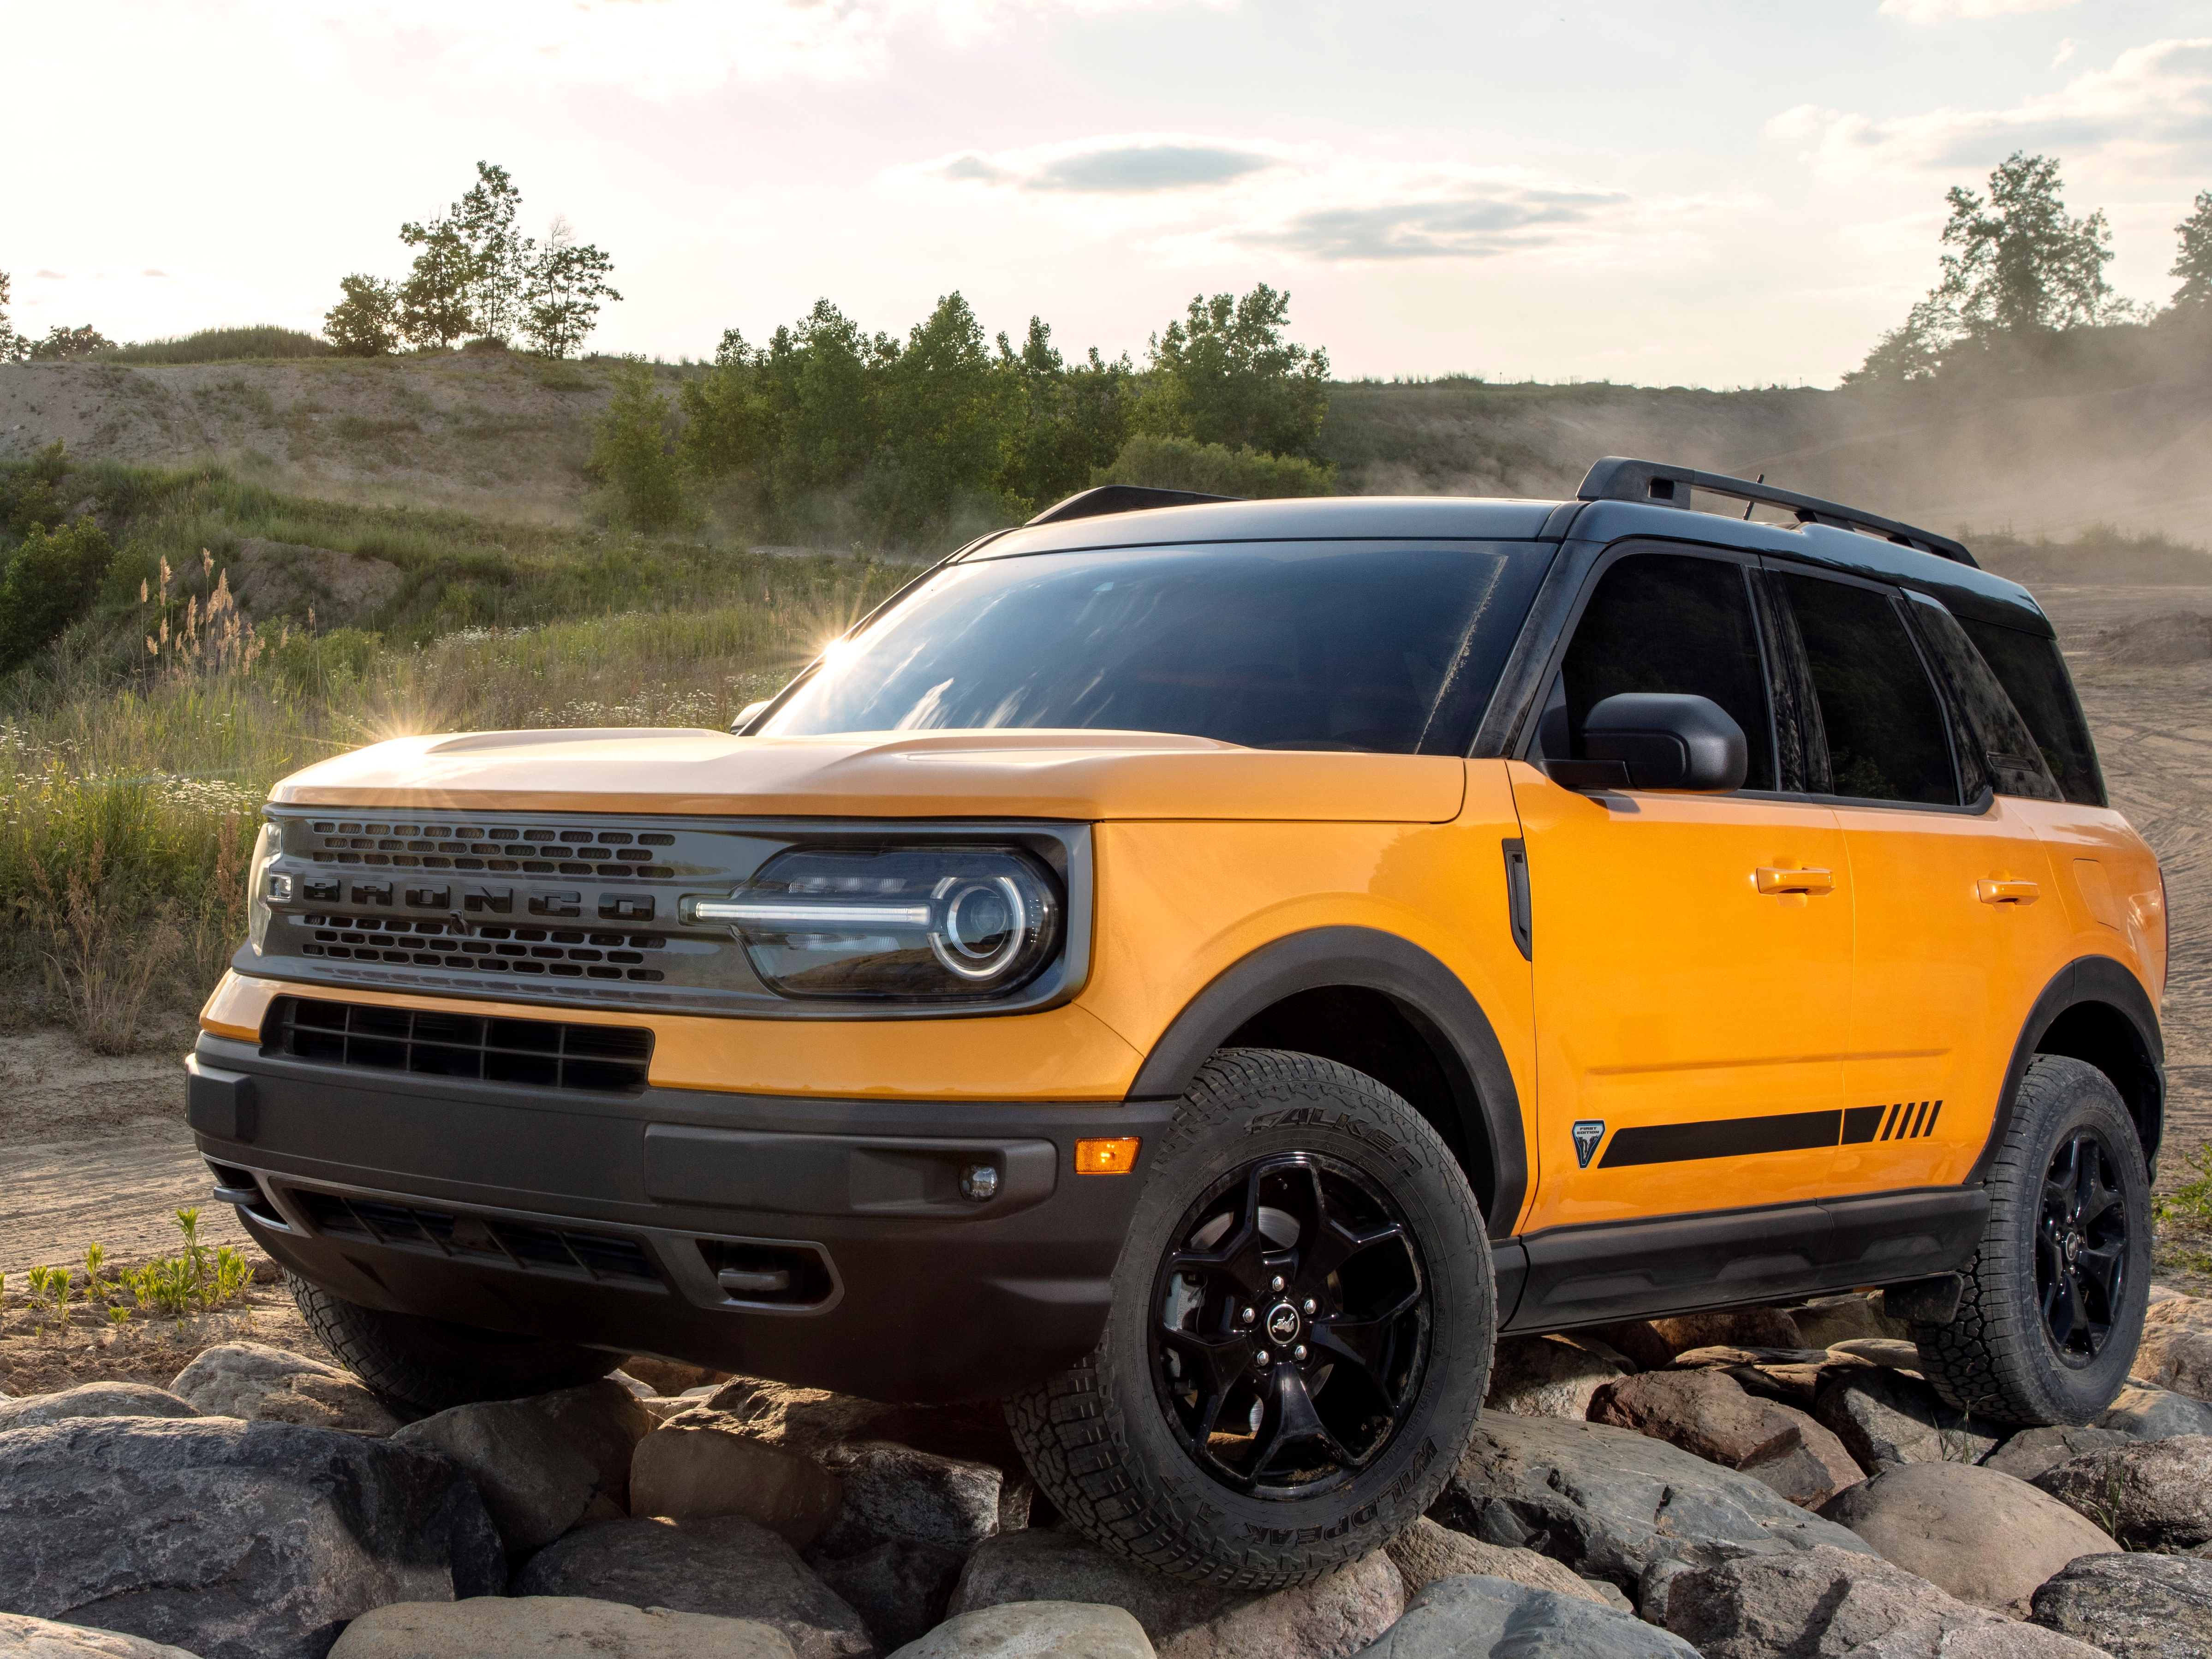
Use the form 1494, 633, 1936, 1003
103, 326, 332, 365
1095, 433, 1335, 499
591, 361, 684, 531
0, 518, 115, 671
323, 280, 401, 358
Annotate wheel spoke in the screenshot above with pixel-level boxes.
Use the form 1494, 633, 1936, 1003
2080, 1159, 2126, 1234
2075, 1243, 2125, 1317
1310, 1307, 1409, 1405
2045, 1260, 2082, 1350
1161, 1326, 1254, 1397
1248, 1362, 1347, 1476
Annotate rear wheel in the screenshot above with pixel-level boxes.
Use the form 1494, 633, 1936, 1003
1912, 1055, 2152, 1426
1007, 1049, 1493, 1589
290, 1275, 615, 1415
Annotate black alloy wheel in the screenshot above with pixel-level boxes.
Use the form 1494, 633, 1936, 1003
2036, 1128, 2131, 1367
1151, 1152, 1428, 1499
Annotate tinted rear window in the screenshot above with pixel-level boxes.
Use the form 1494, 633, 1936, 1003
763, 542, 1549, 753
1956, 617, 2107, 808
1781, 573, 1958, 806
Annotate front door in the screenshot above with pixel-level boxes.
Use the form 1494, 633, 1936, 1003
1514, 548, 1853, 1250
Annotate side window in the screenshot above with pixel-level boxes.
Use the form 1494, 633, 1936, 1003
1956, 616, 2107, 808
1780, 573, 1957, 806
1550, 552, 1777, 791
1902, 596, 2061, 802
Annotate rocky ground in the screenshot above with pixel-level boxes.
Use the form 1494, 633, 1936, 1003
1, 1287, 2210, 1659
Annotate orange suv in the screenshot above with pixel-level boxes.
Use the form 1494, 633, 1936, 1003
188, 459, 2166, 1589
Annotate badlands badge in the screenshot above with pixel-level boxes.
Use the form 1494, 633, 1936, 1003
1571, 1120, 1605, 1169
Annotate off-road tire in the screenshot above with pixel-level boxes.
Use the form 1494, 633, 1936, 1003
1006, 1048, 1494, 1590
290, 1275, 615, 1414
1912, 1055, 2152, 1426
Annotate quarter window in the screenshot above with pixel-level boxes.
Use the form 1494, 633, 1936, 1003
1780, 574, 1957, 806
1551, 553, 1776, 791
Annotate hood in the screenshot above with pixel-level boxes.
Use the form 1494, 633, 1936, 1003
267, 728, 1470, 823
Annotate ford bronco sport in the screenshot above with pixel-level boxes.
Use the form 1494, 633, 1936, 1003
188, 458, 2166, 1589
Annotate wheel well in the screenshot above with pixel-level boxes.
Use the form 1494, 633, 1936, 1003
2036, 999, 2163, 1164
1220, 985, 1497, 1218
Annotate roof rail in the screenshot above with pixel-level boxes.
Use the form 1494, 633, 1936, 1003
1576, 457, 1975, 567
1026, 484, 1239, 526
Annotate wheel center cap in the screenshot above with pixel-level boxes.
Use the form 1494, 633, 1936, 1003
1264, 1302, 1301, 1345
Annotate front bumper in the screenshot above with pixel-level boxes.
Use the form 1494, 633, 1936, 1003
187, 1032, 1169, 1402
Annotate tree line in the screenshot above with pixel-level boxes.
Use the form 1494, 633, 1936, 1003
1850, 150, 2212, 383
588, 282, 1335, 549
324, 162, 620, 358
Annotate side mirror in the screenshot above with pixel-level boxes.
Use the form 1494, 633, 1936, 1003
1547, 692, 1747, 793
731, 699, 770, 734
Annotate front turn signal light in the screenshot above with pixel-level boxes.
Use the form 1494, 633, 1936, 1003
1075, 1137, 1140, 1175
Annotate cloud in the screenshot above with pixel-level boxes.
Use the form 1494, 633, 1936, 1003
265, 0, 1208, 95
1237, 172, 1642, 261
922, 135, 1286, 194
1770, 38, 2212, 176
2053, 36, 2076, 66
1878, 0, 2075, 19
33, 269, 66, 280
143, 269, 169, 279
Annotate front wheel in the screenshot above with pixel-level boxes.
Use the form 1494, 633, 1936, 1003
1007, 1049, 1494, 1590
1912, 1055, 2152, 1426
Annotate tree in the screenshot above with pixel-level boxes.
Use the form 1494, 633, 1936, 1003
523, 216, 621, 358
451, 162, 531, 342
591, 360, 683, 531
2172, 191, 2212, 310
28, 325, 114, 362
397, 221, 475, 349
1139, 283, 1330, 459
0, 518, 113, 672
998, 317, 1133, 510
324, 275, 401, 356
0, 272, 24, 364
1848, 152, 2129, 383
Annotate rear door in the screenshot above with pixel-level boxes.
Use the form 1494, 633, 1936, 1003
1765, 567, 2073, 1201
1513, 545, 1852, 1248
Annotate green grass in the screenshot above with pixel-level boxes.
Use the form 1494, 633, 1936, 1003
101, 326, 332, 365
0, 453, 918, 1040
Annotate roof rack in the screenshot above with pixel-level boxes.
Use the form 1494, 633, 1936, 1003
1026, 484, 1239, 526
1576, 457, 1975, 567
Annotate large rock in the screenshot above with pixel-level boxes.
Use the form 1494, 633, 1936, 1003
1816, 1462, 2118, 1612
816, 1443, 1008, 1558
702, 1382, 1022, 1482
0, 1385, 199, 1432
1382, 1519, 1608, 1605
2030, 1551, 2212, 1659
1587, 1370, 1862, 1507
1983, 1424, 2134, 1482
167, 1345, 399, 1438
1787, 1293, 1912, 1350
0, 1417, 502, 1659
513, 1516, 873, 1659
2033, 1434, 2212, 1551
327, 1596, 794, 1659
1483, 1337, 1626, 1420
1350, 1574, 1696, 1659
809, 1545, 966, 1654
0, 1615, 202, 1659
2099, 1384, 2212, 1439
885, 1603, 1152, 1659
2133, 1294, 2212, 1401
629, 1418, 843, 1548
1649, 1308, 1805, 1355
1664, 1544, 2114, 1659
950, 1529, 1401, 1659
1429, 1414, 1876, 1595
1811, 1367, 2001, 1473
393, 1381, 650, 1556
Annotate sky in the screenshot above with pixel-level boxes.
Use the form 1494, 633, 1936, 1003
7, 0, 2212, 388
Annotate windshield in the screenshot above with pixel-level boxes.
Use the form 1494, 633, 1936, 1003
762, 540, 1550, 753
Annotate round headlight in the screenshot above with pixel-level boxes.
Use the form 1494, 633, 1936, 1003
692, 845, 1061, 1001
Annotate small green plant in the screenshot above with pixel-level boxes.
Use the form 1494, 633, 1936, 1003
2153, 1140, 2212, 1226
22, 1265, 70, 1337
120, 1210, 256, 1329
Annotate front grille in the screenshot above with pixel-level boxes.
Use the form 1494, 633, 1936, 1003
297, 915, 667, 983
262, 995, 654, 1092
289, 1187, 662, 1288
300, 817, 674, 879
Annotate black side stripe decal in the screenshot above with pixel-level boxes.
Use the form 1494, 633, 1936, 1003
1598, 1098, 1946, 1168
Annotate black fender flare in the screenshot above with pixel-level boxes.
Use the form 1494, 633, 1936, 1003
1972, 954, 2165, 1182
1125, 926, 1527, 1240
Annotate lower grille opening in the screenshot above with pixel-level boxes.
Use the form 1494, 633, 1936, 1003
261, 996, 653, 1092
290, 1188, 664, 1289
699, 1238, 837, 1308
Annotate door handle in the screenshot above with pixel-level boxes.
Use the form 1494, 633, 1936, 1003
1978, 878, 2040, 905
1756, 866, 1835, 895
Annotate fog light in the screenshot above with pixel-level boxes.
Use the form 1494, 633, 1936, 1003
960, 1163, 999, 1202
1075, 1137, 1140, 1175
